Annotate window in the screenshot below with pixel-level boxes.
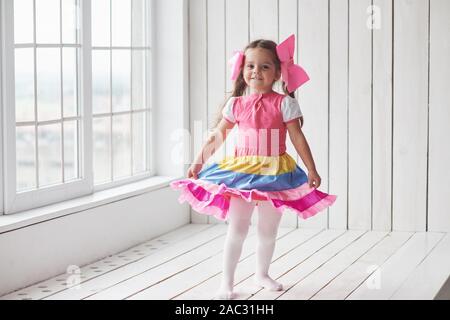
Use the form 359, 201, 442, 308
1, 0, 152, 214
13, 0, 81, 191
91, 0, 151, 187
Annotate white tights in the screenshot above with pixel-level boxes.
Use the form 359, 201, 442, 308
216, 197, 283, 299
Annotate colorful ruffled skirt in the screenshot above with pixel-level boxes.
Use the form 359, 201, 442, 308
170, 153, 337, 221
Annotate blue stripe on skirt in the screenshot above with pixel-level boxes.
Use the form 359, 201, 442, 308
197, 163, 308, 191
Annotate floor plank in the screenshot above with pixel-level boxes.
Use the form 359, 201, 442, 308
35, 224, 221, 300
249, 230, 367, 300
391, 233, 450, 300
233, 229, 347, 300
278, 231, 389, 300
0, 223, 214, 300
55, 225, 231, 300
346, 232, 444, 300
1, 224, 449, 301
172, 228, 324, 300
311, 231, 414, 300
128, 227, 299, 299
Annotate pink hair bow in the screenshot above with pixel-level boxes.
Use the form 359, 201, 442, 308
228, 50, 245, 81
276, 34, 309, 93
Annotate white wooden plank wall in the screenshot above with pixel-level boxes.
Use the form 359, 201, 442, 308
348, 0, 372, 230
393, 0, 428, 232
189, 0, 209, 224
296, 0, 329, 230
187, 0, 450, 232
372, 0, 393, 232
428, 0, 450, 232
279, 0, 300, 229
329, 0, 348, 230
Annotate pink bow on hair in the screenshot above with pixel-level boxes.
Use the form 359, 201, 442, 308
228, 50, 245, 81
276, 34, 309, 93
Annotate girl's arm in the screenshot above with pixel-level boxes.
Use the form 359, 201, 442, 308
286, 118, 321, 188
192, 118, 235, 165
187, 118, 234, 179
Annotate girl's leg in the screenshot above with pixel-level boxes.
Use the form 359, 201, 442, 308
254, 200, 283, 291
217, 196, 256, 299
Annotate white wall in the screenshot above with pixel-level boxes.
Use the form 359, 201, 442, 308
188, 0, 450, 232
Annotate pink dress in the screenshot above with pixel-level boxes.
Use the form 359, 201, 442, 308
170, 91, 337, 220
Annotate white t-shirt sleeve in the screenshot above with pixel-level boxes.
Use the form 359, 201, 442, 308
222, 97, 236, 124
281, 95, 303, 123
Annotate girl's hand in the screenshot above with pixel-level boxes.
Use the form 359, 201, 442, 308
187, 163, 203, 179
308, 169, 321, 189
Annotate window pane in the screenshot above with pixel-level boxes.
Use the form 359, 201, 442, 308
63, 48, 78, 117
14, 0, 34, 44
92, 50, 111, 114
112, 50, 130, 112
132, 112, 146, 174
112, 0, 131, 46
93, 117, 111, 183
37, 48, 61, 121
38, 123, 62, 187
132, 0, 147, 47
132, 50, 146, 110
64, 120, 79, 181
16, 126, 36, 191
89, 0, 150, 186
92, 0, 110, 47
62, 0, 79, 44
113, 114, 131, 179
15, 48, 35, 122
36, 0, 60, 44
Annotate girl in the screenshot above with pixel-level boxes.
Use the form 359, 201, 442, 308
170, 34, 337, 299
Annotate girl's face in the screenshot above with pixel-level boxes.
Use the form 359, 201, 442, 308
243, 48, 281, 93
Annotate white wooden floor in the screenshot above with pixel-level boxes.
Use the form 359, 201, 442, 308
1, 223, 449, 300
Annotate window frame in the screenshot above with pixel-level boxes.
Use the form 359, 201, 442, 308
91, 0, 154, 192
1, 0, 92, 214
1, 0, 153, 214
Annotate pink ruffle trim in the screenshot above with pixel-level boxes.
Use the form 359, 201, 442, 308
170, 179, 337, 221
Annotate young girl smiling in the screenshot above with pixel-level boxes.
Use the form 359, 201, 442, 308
171, 34, 337, 299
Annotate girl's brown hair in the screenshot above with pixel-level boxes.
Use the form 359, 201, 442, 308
211, 39, 303, 129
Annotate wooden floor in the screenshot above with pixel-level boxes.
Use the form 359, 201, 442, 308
1, 223, 449, 300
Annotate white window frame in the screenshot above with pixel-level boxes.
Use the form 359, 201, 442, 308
2, 0, 153, 215
1, 0, 92, 214
92, 0, 154, 192
1, 0, 155, 216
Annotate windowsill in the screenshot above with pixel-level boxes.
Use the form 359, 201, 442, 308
0, 175, 183, 234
